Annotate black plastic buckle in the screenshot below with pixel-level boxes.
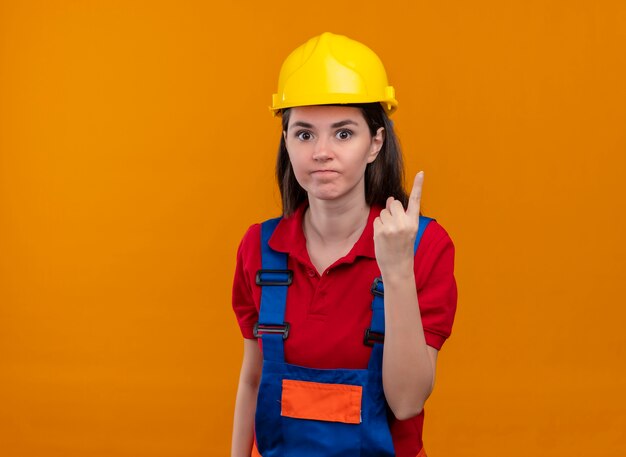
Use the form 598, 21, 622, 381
364, 328, 385, 346
256, 269, 293, 286
253, 322, 290, 339
370, 277, 384, 297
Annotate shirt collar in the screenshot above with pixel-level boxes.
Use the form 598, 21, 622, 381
269, 202, 382, 265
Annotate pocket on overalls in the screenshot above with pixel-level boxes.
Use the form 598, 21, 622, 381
281, 379, 362, 423
279, 379, 363, 456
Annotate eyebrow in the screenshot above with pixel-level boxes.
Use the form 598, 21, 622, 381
331, 120, 359, 128
290, 119, 359, 129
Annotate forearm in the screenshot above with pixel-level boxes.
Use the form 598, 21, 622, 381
231, 338, 263, 457
231, 374, 259, 457
381, 266, 434, 420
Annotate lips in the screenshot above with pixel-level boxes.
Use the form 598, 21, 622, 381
311, 169, 338, 174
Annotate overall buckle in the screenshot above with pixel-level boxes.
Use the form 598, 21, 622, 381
256, 269, 293, 286
364, 328, 385, 346
370, 277, 384, 297
253, 322, 290, 339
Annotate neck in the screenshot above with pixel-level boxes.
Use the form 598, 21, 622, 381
305, 192, 370, 245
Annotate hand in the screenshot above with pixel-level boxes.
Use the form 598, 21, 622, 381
373, 171, 423, 277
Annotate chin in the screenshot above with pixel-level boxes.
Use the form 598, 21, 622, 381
308, 193, 341, 201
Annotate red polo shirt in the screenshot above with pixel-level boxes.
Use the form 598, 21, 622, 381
232, 203, 457, 456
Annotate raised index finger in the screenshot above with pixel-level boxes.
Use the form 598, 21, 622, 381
406, 171, 424, 220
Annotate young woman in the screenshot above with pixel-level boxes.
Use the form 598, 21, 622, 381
231, 32, 457, 457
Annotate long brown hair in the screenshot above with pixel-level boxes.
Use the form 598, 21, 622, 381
276, 103, 409, 216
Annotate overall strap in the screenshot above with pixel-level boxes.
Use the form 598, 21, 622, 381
255, 217, 292, 363
367, 216, 434, 369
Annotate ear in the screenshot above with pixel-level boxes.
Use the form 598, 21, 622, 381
367, 127, 385, 163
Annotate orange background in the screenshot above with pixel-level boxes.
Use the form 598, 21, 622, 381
1, 1, 625, 456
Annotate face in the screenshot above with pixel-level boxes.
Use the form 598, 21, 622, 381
284, 105, 384, 205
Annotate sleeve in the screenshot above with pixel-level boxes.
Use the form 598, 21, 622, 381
231, 224, 261, 340
415, 221, 458, 350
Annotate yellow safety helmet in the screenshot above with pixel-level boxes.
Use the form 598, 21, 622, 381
271, 32, 398, 116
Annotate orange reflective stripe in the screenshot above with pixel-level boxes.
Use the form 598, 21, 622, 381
281, 379, 362, 424
251, 441, 262, 457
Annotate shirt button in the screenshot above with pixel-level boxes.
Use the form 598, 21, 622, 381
307, 269, 316, 277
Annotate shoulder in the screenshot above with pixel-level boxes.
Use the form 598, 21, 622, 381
235, 223, 264, 274
419, 218, 455, 255
238, 222, 262, 252
414, 217, 456, 285
236, 216, 285, 261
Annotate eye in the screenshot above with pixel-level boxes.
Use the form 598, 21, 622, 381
335, 129, 353, 140
296, 130, 313, 141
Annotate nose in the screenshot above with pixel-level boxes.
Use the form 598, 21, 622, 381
312, 136, 332, 162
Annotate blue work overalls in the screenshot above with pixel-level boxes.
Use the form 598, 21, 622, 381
253, 215, 433, 457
